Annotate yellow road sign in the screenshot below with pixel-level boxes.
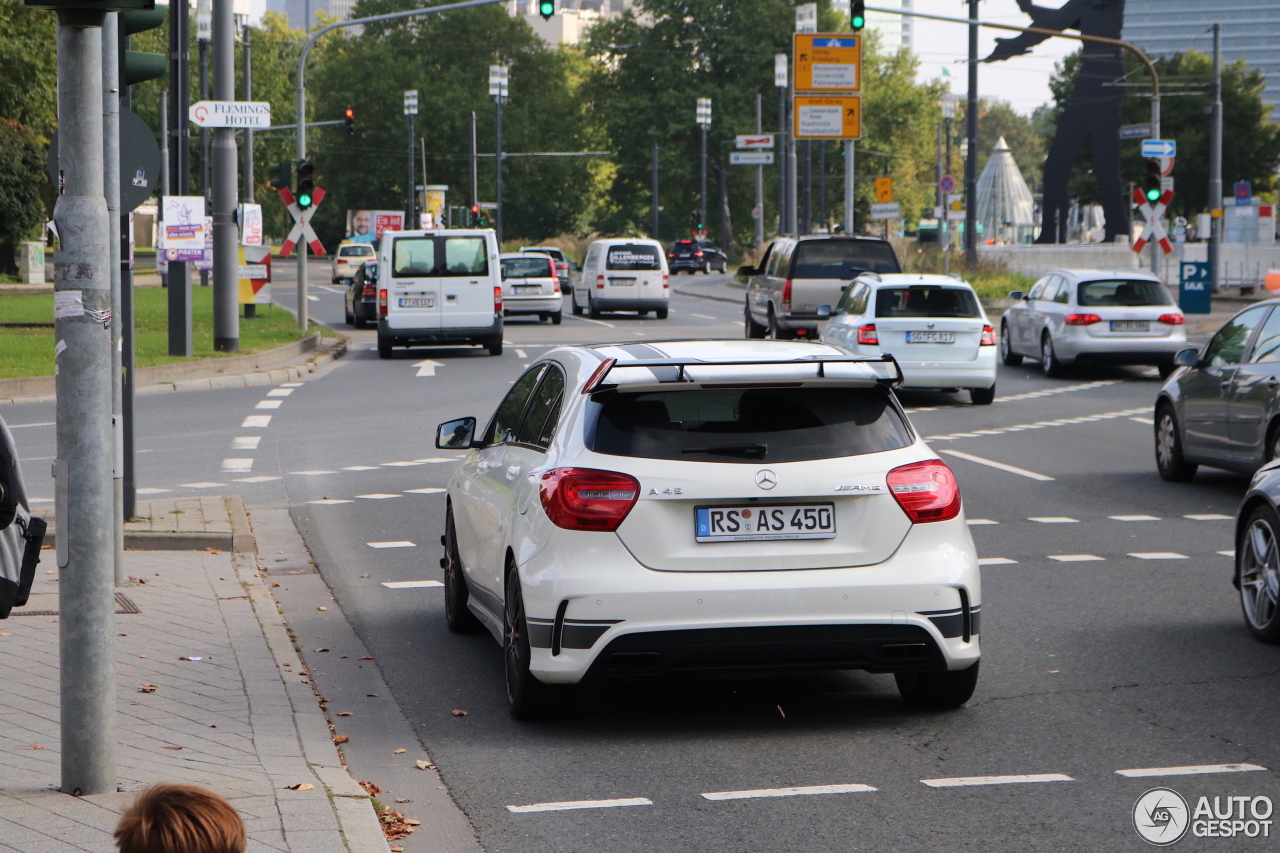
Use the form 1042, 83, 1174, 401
875, 177, 893, 203
794, 33, 861, 92
793, 95, 861, 140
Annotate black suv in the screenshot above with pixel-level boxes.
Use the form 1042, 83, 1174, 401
668, 239, 728, 274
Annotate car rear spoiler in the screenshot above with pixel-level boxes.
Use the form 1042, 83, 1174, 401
581, 354, 904, 394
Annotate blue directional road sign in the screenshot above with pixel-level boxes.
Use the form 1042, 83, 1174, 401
1141, 139, 1176, 158
1179, 261, 1212, 314
1234, 181, 1253, 206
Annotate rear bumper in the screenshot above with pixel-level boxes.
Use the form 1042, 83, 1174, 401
897, 349, 998, 389
377, 315, 502, 345
504, 295, 563, 315
354, 299, 378, 321
670, 259, 707, 271
1057, 329, 1186, 363
592, 296, 670, 311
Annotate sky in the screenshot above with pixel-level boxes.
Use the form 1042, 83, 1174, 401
907, 0, 1079, 115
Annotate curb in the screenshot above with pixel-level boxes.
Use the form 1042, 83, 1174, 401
44, 496, 257, 553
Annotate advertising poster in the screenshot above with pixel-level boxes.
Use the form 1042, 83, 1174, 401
195, 216, 214, 272
240, 203, 263, 246
238, 244, 272, 305
423, 186, 448, 229
347, 209, 405, 244
161, 195, 205, 261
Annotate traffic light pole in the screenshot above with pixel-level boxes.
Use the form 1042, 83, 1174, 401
102, 11, 125, 585
494, 96, 503, 244
964, 0, 977, 257
212, 0, 239, 350
1208, 23, 1222, 292
469, 110, 478, 213
167, 0, 193, 355
407, 110, 416, 228
699, 124, 708, 233
243, 23, 256, 319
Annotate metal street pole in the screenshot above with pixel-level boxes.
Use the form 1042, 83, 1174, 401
197, 0, 210, 287
494, 99, 502, 242
776, 54, 788, 236
964, 0, 977, 258
102, 11, 125, 585
212, 0, 239, 351
243, 23, 253, 204
844, 140, 854, 235
802, 140, 812, 234
818, 140, 826, 233
469, 110, 478, 212
405, 91, 417, 227
935, 117, 943, 244
754, 93, 764, 246
942, 92, 955, 266
54, 8, 117, 796
122, 47, 138, 522
652, 142, 660, 239
168, 0, 192, 355
787, 83, 798, 236
1209, 23, 1222, 292
697, 97, 711, 231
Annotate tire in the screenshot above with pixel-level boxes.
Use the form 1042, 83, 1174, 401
345, 308, 354, 326
969, 385, 996, 405
745, 304, 767, 339
487, 337, 503, 356
702, 261, 711, 274
767, 309, 789, 341
1040, 333, 1064, 378
1000, 323, 1022, 367
572, 291, 583, 316
895, 662, 979, 709
377, 335, 392, 359
1238, 504, 1280, 644
588, 295, 601, 320
354, 316, 368, 330
1157, 363, 1176, 380
550, 311, 562, 326
1155, 404, 1198, 482
656, 306, 668, 320
504, 568, 576, 720
1269, 423, 1280, 462
442, 510, 483, 634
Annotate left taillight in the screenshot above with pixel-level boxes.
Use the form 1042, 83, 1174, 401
662, 274, 669, 289
540, 468, 640, 532
781, 279, 793, 312
378, 289, 388, 315
494, 286, 503, 314
980, 324, 996, 345
887, 459, 961, 523
857, 324, 879, 346
1158, 313, 1185, 325
1064, 313, 1102, 326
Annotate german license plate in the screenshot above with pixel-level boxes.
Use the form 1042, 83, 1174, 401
513, 285, 542, 294
399, 297, 434, 308
906, 331, 955, 343
609, 277, 637, 286
695, 504, 836, 543
1111, 320, 1149, 332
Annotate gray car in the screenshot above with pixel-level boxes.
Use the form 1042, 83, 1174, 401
1000, 269, 1186, 377
1155, 299, 1280, 480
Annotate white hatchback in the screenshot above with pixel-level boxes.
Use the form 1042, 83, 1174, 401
435, 340, 982, 719
821, 273, 998, 404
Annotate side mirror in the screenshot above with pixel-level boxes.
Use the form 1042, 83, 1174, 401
737, 265, 757, 277
1174, 348, 1199, 368
1007, 290, 1023, 301
571, 262, 580, 272
436, 416, 479, 450
815, 304, 832, 320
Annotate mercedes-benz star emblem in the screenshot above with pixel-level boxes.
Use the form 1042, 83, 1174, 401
755, 469, 777, 490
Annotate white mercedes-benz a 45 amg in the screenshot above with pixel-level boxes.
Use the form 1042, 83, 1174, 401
434, 340, 981, 719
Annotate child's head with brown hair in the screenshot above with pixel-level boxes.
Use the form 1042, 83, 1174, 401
114, 784, 246, 853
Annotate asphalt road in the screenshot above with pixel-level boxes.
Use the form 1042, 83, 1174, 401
6, 272, 1279, 851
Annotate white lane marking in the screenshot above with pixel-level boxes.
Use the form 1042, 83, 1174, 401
367, 541, 416, 549
28, 497, 53, 503
356, 493, 402, 500
308, 499, 354, 505
382, 580, 444, 589
234, 475, 281, 483
266, 388, 294, 397
307, 295, 320, 302
9, 422, 54, 429
973, 429, 1003, 435
242, 415, 272, 428
135, 487, 172, 495
382, 461, 425, 467
979, 557, 1017, 565
690, 313, 717, 321
281, 382, 303, 387
179, 482, 226, 489
701, 784, 875, 801
343, 466, 379, 471
1048, 554, 1104, 562
940, 450, 1055, 482
1116, 764, 1266, 778
514, 349, 528, 358
993, 380, 1120, 403
1029, 517, 1078, 524
926, 407, 1150, 442
318, 285, 346, 294
1110, 515, 1160, 521
966, 519, 998, 525
232, 436, 262, 450
1129, 552, 1188, 560
567, 314, 617, 329
413, 359, 445, 377
405, 488, 446, 494
921, 774, 1074, 788
291, 470, 337, 476
1185, 514, 1233, 521
1219, 550, 1236, 557
414, 457, 459, 463
1130, 417, 1155, 425
506, 798, 651, 814
255, 400, 283, 410
221, 456, 255, 471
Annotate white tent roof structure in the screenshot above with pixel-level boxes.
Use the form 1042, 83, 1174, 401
975, 136, 1037, 243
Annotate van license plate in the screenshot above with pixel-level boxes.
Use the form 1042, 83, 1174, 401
399, 297, 434, 308
609, 277, 637, 286
1111, 321, 1149, 332
906, 331, 955, 343
513, 285, 542, 294
695, 504, 836, 542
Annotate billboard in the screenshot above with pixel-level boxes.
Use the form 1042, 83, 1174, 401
347, 209, 405, 243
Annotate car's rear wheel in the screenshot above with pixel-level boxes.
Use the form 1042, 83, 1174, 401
442, 510, 483, 634
969, 385, 996, 405
487, 337, 503, 356
895, 662, 979, 709
571, 291, 583, 316
504, 568, 575, 720
703, 261, 711, 274
1040, 332, 1064, 377
345, 307, 354, 326
656, 306, 668, 320
588, 295, 601, 320
1155, 404, 1197, 481
1000, 323, 1022, 367
745, 305, 767, 339
1239, 505, 1280, 644
377, 335, 392, 359
550, 311, 562, 326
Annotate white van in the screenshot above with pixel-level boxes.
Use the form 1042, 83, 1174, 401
376, 229, 503, 358
571, 238, 670, 320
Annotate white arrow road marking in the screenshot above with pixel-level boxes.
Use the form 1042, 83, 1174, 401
414, 359, 445, 377
381, 580, 444, 589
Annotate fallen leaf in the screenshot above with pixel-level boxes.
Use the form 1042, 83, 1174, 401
450, 709, 468, 717
390, 847, 404, 852
0, 632, 11, 637
314, 648, 330, 653
414, 760, 433, 770
333, 735, 349, 744
359, 780, 382, 796
285, 783, 314, 791
138, 654, 146, 658
395, 798, 412, 803
46, 569, 54, 574
162, 746, 183, 751
317, 606, 328, 611
28, 744, 45, 750
366, 693, 379, 697
1047, 670, 1060, 673
340, 655, 348, 659
271, 581, 281, 588
337, 711, 353, 717
404, 819, 421, 826
359, 656, 373, 660
205, 547, 221, 555
137, 683, 157, 694
777, 705, 785, 719
359, 574, 371, 578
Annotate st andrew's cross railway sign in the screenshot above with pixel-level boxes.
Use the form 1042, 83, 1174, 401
278, 187, 327, 258
1132, 188, 1175, 256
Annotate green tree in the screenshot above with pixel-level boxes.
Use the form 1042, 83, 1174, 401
951, 99, 1045, 188
0, 119, 49, 273
0, 0, 57, 142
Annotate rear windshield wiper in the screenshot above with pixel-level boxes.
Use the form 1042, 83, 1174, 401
682, 443, 768, 459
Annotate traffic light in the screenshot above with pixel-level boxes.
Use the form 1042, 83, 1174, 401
119, 7, 167, 86
851, 0, 866, 31
538, 0, 555, 20
690, 210, 704, 233
1143, 159, 1162, 203
296, 160, 315, 209
344, 108, 354, 136
269, 160, 293, 191
470, 204, 486, 227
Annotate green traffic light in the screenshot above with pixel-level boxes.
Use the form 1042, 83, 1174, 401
1146, 188, 1161, 202
298, 195, 312, 208
852, 15, 864, 28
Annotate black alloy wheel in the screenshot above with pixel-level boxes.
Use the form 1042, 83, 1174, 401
895, 662, 979, 709
1000, 323, 1022, 367
1154, 405, 1197, 481
504, 568, 575, 720
442, 510, 483, 633
1238, 504, 1280, 643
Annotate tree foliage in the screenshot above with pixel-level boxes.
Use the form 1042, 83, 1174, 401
0, 0, 57, 143
0, 119, 50, 252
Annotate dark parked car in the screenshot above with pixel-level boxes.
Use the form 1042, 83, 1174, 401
668, 239, 728, 274
344, 260, 378, 329
1233, 467, 1280, 643
1155, 299, 1280, 481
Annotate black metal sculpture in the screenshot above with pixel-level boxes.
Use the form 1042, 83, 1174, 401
986, 0, 1127, 243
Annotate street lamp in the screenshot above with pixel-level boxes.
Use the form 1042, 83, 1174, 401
941, 92, 956, 261
697, 97, 712, 235
775, 54, 789, 235
404, 90, 418, 227
490, 65, 509, 244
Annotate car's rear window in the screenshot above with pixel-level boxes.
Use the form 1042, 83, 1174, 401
606, 245, 662, 271
340, 244, 375, 257
392, 238, 436, 277
876, 286, 981, 318
502, 257, 553, 279
1077, 279, 1172, 307
791, 240, 901, 278
589, 386, 911, 464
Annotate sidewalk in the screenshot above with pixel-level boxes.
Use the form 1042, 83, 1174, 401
0, 528, 389, 851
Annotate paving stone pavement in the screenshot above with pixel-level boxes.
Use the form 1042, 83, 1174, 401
0, 549, 389, 853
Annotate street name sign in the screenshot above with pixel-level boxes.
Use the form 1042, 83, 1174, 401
794, 34, 861, 92
736, 135, 775, 149
189, 100, 271, 128
870, 202, 901, 221
794, 95, 861, 139
1141, 139, 1176, 158
731, 152, 775, 165
1120, 123, 1152, 140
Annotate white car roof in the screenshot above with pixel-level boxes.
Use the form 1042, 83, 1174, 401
869, 273, 975, 290
1050, 269, 1164, 282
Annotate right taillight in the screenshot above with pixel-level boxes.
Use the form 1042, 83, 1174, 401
1064, 313, 1102, 325
540, 468, 640, 532
378, 289, 388, 315
857, 324, 879, 345
1158, 313, 1185, 325
597, 274, 605, 290
494, 285, 503, 314
887, 459, 961, 523
362, 283, 375, 298
781, 278, 793, 311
